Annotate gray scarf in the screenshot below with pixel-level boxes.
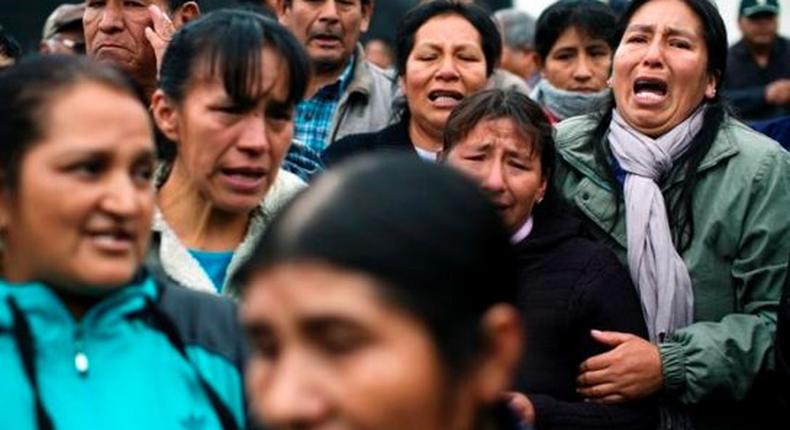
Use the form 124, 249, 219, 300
529, 79, 611, 120
608, 107, 705, 342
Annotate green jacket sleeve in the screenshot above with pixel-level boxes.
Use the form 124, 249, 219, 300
659, 149, 790, 404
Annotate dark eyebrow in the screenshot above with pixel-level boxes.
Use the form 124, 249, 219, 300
300, 316, 365, 334
625, 24, 697, 39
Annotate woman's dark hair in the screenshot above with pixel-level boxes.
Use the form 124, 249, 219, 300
396, 0, 502, 78
235, 155, 518, 377
0, 55, 143, 190
443, 89, 555, 182
160, 9, 309, 108
157, 9, 310, 163
588, 0, 729, 251
534, 0, 617, 62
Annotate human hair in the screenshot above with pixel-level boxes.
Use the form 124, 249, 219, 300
396, 0, 502, 78
534, 0, 617, 62
587, 0, 729, 252
443, 89, 554, 180
0, 55, 143, 191
0, 25, 21, 61
157, 9, 309, 162
160, 9, 309, 108
493, 8, 536, 51
236, 155, 518, 377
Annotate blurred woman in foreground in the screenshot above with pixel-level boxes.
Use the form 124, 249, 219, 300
238, 155, 525, 430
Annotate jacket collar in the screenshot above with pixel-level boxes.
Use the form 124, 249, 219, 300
0, 275, 157, 335
557, 112, 740, 190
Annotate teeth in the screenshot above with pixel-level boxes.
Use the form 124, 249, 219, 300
92, 234, 130, 245
635, 91, 665, 102
433, 96, 460, 104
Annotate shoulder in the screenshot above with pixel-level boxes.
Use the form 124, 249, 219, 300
555, 114, 600, 150
325, 125, 402, 166
261, 169, 306, 215
717, 116, 789, 175
156, 281, 243, 366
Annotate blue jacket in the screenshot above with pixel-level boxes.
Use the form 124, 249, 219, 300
0, 274, 246, 430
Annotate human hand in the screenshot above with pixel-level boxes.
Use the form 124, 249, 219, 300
765, 79, 790, 106
144, 4, 175, 74
502, 391, 535, 426
576, 330, 663, 404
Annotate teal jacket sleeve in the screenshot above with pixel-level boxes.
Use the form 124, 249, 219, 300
659, 149, 790, 404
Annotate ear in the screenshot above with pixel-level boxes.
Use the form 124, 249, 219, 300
704, 73, 718, 99
360, 0, 373, 33
470, 305, 523, 403
278, 0, 291, 23
172, 1, 200, 28
537, 175, 548, 204
150, 89, 181, 143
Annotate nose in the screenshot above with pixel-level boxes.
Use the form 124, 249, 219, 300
641, 39, 664, 68
253, 353, 330, 427
236, 114, 270, 156
481, 160, 506, 195
436, 55, 460, 81
97, 3, 124, 33
317, 0, 341, 23
572, 54, 593, 83
101, 172, 147, 218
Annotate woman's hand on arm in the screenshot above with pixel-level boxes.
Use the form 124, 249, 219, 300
503, 391, 536, 426
576, 330, 663, 404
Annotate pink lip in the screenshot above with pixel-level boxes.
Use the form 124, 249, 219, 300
220, 168, 268, 193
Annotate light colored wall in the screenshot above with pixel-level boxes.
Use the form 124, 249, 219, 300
514, 0, 790, 46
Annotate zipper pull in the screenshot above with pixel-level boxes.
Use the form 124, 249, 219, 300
74, 327, 89, 376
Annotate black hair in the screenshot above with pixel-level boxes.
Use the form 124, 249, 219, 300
160, 9, 309, 108
534, 0, 617, 62
396, 0, 502, 78
0, 25, 21, 62
587, 0, 729, 252
157, 9, 310, 162
443, 88, 555, 180
442, 88, 560, 219
235, 155, 518, 376
0, 55, 143, 190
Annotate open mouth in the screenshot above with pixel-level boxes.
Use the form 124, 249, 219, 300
221, 167, 267, 192
633, 78, 668, 103
86, 228, 136, 253
428, 90, 464, 108
311, 33, 341, 45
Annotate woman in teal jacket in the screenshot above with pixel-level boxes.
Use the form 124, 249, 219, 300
0, 55, 245, 430
553, 0, 790, 429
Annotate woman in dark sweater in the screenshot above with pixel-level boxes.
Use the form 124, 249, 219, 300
442, 89, 656, 430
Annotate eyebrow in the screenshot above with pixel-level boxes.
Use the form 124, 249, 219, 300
625, 24, 698, 39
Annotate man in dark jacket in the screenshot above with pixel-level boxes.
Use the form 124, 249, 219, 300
723, 0, 790, 121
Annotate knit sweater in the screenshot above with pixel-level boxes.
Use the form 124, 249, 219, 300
513, 207, 657, 430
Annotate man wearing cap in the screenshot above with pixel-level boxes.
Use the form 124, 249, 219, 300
723, 0, 790, 121
40, 3, 86, 55
84, 0, 200, 101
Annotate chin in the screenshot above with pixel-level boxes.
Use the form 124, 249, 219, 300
74, 265, 140, 290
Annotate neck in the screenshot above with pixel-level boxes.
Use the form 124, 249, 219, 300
746, 39, 773, 60
307, 56, 352, 98
158, 163, 250, 251
408, 116, 444, 153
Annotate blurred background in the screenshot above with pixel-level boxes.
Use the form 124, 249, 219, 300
1, 0, 789, 55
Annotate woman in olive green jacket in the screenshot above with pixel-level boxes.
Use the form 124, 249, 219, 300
553, 1, 790, 429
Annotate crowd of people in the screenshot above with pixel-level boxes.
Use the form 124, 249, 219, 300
0, 0, 788, 429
